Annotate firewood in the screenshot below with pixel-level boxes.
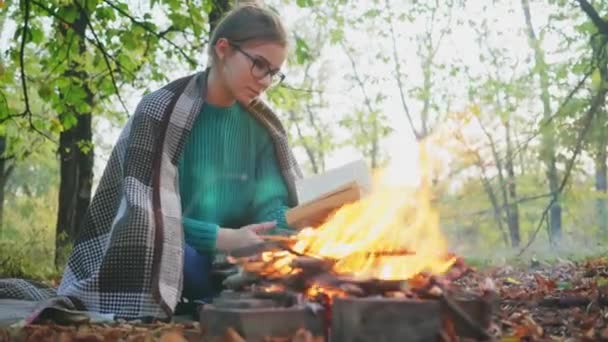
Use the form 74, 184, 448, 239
339, 283, 365, 297
222, 271, 260, 290
291, 257, 334, 272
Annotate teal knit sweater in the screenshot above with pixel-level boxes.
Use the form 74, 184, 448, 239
178, 101, 291, 254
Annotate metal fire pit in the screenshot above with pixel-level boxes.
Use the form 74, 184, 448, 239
199, 291, 325, 341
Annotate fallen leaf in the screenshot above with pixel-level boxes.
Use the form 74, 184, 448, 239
534, 273, 556, 293
504, 277, 521, 285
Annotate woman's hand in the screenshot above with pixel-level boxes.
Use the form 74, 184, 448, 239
216, 221, 276, 252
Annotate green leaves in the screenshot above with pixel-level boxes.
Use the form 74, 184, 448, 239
591, 68, 602, 91
294, 35, 312, 65
296, 0, 314, 8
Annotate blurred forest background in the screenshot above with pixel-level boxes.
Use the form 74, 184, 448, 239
0, 0, 607, 281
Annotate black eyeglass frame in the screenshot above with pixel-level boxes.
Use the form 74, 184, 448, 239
229, 42, 286, 86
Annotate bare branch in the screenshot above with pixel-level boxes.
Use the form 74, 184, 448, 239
384, 0, 420, 140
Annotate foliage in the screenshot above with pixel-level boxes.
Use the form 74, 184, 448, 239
1, 0, 608, 278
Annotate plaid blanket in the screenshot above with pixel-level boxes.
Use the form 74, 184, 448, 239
9, 70, 300, 320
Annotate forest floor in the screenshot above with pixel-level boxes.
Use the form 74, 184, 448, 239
2, 256, 608, 341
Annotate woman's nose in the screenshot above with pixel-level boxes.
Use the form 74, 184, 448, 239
258, 73, 272, 88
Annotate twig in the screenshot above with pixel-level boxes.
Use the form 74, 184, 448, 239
384, 0, 420, 140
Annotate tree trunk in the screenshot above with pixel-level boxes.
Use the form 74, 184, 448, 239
0, 137, 5, 233
594, 57, 608, 236
55, 7, 94, 267
477, 118, 515, 246
477, 160, 509, 246
521, 0, 562, 243
505, 119, 521, 247
595, 135, 608, 234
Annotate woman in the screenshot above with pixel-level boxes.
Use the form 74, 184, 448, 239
179, 4, 298, 305
57, 4, 302, 320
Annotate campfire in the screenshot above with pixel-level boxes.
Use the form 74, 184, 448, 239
201, 145, 497, 341
228, 145, 461, 297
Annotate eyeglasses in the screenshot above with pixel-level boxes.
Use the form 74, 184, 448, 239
229, 42, 286, 87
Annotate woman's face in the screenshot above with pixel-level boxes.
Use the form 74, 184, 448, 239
215, 38, 287, 105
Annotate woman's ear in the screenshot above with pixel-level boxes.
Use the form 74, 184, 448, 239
214, 38, 230, 62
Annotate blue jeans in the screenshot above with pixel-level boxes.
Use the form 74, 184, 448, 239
182, 243, 216, 302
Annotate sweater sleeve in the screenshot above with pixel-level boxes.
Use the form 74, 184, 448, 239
182, 216, 219, 253
251, 139, 293, 232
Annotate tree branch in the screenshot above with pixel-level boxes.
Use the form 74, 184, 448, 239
75, 1, 130, 117
18, 0, 55, 143
577, 0, 608, 34
30, 0, 137, 81
384, 0, 420, 140
102, 0, 198, 66
490, 64, 593, 173
518, 86, 608, 256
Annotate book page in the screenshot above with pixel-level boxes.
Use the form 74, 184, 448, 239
296, 159, 372, 204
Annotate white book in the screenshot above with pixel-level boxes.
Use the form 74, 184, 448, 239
296, 159, 373, 204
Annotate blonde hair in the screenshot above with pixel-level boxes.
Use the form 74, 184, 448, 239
207, 4, 288, 65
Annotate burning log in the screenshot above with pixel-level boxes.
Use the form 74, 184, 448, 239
290, 257, 334, 272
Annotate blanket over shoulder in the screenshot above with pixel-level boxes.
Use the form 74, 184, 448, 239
55, 70, 301, 320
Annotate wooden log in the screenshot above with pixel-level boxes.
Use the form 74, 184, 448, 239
331, 297, 442, 342
291, 257, 334, 272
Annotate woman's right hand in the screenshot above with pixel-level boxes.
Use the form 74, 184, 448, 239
216, 221, 276, 252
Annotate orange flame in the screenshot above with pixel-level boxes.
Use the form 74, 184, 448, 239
288, 142, 455, 280
247, 142, 455, 284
